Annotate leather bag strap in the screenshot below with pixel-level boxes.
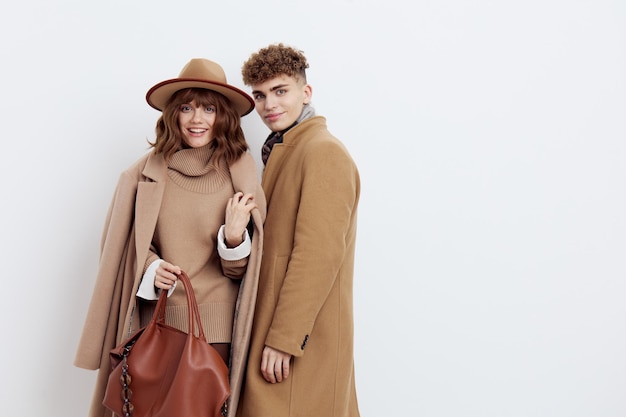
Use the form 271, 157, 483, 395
153, 271, 207, 342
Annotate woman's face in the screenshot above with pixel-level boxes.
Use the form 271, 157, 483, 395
177, 100, 217, 148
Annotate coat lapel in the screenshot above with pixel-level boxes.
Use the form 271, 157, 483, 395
262, 142, 290, 203
135, 153, 167, 266
261, 117, 322, 202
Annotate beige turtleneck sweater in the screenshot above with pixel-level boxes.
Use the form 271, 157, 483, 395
139, 144, 248, 343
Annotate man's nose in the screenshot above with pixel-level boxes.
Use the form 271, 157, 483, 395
264, 95, 276, 110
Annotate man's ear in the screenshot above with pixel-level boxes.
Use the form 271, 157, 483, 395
303, 84, 313, 104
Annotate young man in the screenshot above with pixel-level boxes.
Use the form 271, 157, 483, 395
237, 43, 361, 417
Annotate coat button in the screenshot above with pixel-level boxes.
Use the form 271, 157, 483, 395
300, 335, 309, 350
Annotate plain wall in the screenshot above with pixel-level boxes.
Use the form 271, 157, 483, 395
1, 1, 624, 416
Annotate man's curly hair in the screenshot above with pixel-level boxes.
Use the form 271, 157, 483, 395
241, 43, 309, 86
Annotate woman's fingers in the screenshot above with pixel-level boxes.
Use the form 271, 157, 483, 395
155, 261, 181, 289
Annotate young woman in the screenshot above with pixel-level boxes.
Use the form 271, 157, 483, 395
75, 58, 265, 417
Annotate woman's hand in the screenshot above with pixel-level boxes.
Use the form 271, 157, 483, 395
224, 192, 257, 247
154, 261, 181, 290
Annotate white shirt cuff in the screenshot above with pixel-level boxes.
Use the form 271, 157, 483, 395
136, 258, 176, 299
217, 225, 251, 260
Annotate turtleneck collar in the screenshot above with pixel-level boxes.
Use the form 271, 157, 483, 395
168, 142, 216, 177
166, 142, 231, 193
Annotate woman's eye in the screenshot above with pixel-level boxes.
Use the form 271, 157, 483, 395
205, 106, 216, 113
180, 105, 191, 112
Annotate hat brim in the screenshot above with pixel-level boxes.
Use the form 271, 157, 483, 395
146, 78, 254, 116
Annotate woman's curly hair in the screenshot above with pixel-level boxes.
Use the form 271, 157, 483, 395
241, 43, 309, 86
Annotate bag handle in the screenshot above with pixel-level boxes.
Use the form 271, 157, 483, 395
153, 271, 207, 341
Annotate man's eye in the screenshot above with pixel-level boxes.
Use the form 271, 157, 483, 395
277, 89, 286, 95
253, 94, 264, 101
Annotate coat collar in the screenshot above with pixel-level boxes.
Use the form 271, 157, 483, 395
262, 116, 327, 199
281, 115, 326, 144
142, 151, 168, 182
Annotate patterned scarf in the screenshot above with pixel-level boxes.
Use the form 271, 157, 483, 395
261, 104, 316, 165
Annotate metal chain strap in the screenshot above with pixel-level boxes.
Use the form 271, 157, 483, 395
120, 340, 136, 417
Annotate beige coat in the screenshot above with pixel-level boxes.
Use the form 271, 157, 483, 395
74, 151, 265, 417
238, 116, 361, 417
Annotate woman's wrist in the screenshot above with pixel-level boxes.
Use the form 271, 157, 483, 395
224, 230, 244, 248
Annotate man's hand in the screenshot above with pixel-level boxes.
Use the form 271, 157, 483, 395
261, 345, 292, 383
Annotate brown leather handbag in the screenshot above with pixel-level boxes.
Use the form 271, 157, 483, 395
102, 271, 230, 417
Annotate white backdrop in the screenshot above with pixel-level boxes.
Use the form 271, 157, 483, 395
1, 1, 624, 416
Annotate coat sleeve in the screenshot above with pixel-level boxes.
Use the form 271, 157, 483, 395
221, 152, 266, 280
265, 139, 360, 356
228, 152, 266, 220
74, 170, 138, 370
225, 152, 266, 417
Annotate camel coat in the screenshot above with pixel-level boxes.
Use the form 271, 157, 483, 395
237, 116, 361, 417
74, 150, 265, 417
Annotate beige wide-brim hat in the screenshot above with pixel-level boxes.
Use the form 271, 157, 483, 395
146, 58, 254, 116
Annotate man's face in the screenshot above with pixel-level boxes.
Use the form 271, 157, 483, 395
251, 74, 312, 132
